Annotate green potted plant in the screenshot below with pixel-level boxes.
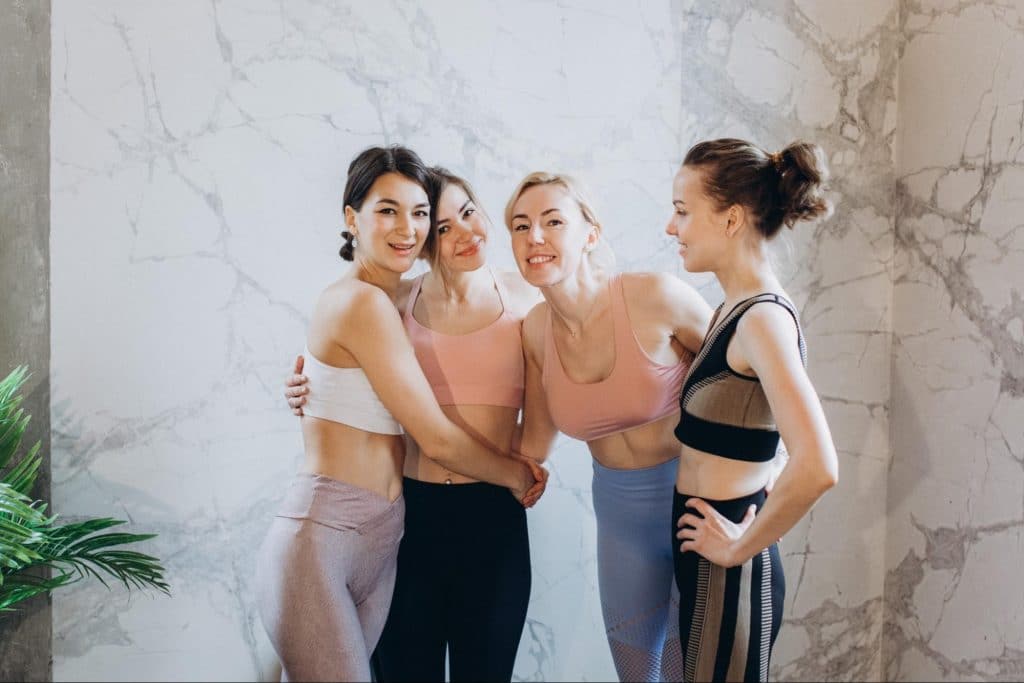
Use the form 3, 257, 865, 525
0, 366, 169, 612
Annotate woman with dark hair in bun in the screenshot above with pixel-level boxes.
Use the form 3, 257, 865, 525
667, 139, 839, 682
254, 146, 545, 682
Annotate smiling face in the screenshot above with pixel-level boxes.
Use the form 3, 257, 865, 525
345, 172, 431, 273
507, 183, 598, 287
665, 165, 732, 273
433, 183, 489, 273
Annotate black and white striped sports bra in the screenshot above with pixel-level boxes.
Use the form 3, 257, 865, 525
674, 293, 806, 462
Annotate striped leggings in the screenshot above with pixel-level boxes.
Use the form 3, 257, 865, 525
672, 488, 784, 682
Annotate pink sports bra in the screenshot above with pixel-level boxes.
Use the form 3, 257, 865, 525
403, 269, 525, 409
542, 274, 692, 442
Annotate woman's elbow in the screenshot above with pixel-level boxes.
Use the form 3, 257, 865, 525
419, 430, 456, 463
816, 467, 838, 495
519, 440, 552, 464
792, 449, 838, 497
814, 452, 839, 494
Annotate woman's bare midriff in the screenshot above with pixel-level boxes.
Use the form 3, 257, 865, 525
301, 416, 406, 502
587, 413, 681, 470
674, 445, 776, 500
403, 404, 519, 484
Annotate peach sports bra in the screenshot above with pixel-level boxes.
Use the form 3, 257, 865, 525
542, 274, 692, 442
402, 269, 525, 409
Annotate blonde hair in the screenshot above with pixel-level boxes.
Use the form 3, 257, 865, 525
503, 172, 615, 271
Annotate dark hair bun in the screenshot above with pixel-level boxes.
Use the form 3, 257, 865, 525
339, 230, 355, 261
775, 141, 833, 229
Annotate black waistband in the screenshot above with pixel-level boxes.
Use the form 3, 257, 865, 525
402, 476, 521, 507
673, 487, 767, 523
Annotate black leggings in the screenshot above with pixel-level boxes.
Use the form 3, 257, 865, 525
672, 488, 785, 682
372, 478, 531, 682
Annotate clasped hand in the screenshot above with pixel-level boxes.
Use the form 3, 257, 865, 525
515, 455, 548, 509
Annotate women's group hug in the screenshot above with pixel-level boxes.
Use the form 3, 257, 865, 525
255, 137, 839, 683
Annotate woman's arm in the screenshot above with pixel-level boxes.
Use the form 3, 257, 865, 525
660, 272, 713, 355
331, 284, 545, 501
676, 303, 838, 566
514, 304, 560, 464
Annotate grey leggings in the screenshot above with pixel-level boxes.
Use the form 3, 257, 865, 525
593, 458, 684, 682
255, 472, 404, 682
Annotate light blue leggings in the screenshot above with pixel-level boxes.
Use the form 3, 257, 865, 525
592, 457, 683, 682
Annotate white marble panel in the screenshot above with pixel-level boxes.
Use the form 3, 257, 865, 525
51, 1, 898, 680
886, 2, 1024, 680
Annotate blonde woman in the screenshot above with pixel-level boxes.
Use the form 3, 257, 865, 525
507, 172, 712, 682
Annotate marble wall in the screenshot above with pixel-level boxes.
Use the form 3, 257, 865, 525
49, 0, 899, 680
885, 1, 1024, 680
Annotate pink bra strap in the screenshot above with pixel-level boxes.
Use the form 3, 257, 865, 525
608, 274, 635, 352
404, 273, 425, 319
543, 306, 560, 378
489, 266, 509, 313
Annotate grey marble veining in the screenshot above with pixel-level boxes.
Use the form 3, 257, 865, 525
675, 2, 900, 680
50, 1, 901, 680
885, 1, 1024, 680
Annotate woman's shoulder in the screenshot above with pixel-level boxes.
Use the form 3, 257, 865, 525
312, 277, 398, 327
520, 300, 549, 360
619, 270, 696, 314
619, 270, 693, 297
733, 292, 802, 354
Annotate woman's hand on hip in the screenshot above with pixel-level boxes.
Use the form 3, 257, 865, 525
676, 497, 756, 568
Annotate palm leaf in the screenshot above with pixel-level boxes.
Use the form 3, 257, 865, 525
1, 441, 41, 496
0, 572, 74, 611
0, 366, 170, 614
0, 482, 47, 569
30, 518, 169, 594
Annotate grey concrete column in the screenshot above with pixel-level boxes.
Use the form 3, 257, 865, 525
0, 0, 52, 680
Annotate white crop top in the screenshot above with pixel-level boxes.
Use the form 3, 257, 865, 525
301, 347, 403, 435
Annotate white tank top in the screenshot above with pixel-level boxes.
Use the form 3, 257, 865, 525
301, 347, 403, 435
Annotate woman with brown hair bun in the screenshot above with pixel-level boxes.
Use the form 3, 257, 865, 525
667, 139, 839, 682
